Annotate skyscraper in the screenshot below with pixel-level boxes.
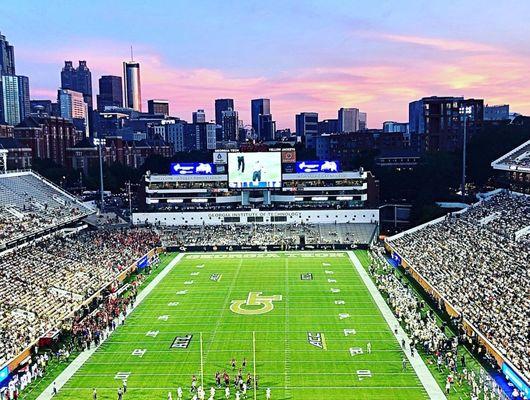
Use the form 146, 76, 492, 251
148, 99, 170, 116
58, 88, 88, 136
97, 75, 123, 110
221, 107, 239, 141
187, 122, 216, 151
295, 112, 319, 149
251, 98, 271, 134
75, 61, 92, 108
18, 76, 30, 119
123, 61, 142, 111
258, 114, 276, 141
0, 32, 16, 75
192, 109, 206, 124
338, 107, 359, 133
359, 112, 367, 131
318, 119, 338, 135
0, 75, 30, 126
58, 89, 88, 121
60, 61, 93, 108
215, 98, 234, 125
408, 96, 484, 152
0, 32, 30, 126
60, 61, 75, 90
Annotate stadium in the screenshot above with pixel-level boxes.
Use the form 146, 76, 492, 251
0, 148, 529, 400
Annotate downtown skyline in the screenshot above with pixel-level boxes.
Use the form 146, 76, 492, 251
3, 0, 530, 129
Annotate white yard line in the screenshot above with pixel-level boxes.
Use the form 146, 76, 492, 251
36, 253, 185, 400
202, 257, 243, 361
347, 251, 446, 400
283, 256, 292, 399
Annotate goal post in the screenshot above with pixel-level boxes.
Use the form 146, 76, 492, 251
200, 332, 204, 387
253, 330, 257, 400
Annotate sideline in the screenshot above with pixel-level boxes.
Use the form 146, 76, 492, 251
347, 251, 446, 400
36, 253, 185, 400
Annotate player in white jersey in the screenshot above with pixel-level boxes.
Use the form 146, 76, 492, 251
168, 391, 173, 400
235, 391, 240, 400
177, 386, 183, 399
225, 386, 230, 399
242, 382, 247, 398
266, 387, 271, 399
367, 342, 371, 354
210, 387, 216, 398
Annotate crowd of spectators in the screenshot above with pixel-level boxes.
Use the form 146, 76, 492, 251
388, 191, 530, 382
160, 223, 375, 247
1, 283, 143, 400
0, 228, 159, 368
70, 293, 136, 353
369, 249, 509, 400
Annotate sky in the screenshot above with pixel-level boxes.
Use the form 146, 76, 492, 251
2, 0, 530, 130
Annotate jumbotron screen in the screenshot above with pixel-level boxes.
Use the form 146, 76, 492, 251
228, 152, 282, 188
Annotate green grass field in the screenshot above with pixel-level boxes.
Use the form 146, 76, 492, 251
55, 251, 429, 399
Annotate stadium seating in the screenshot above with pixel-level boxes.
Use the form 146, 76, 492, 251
0, 172, 93, 248
0, 228, 160, 367
388, 191, 530, 381
159, 223, 377, 247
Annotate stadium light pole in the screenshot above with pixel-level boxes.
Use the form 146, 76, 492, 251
94, 138, 106, 213
459, 106, 472, 203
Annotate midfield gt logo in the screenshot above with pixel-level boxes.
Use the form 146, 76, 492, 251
230, 292, 282, 315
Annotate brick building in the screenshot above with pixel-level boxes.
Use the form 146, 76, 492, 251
0, 137, 32, 169
14, 115, 82, 166
67, 136, 172, 174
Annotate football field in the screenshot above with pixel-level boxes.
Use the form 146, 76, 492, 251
55, 251, 429, 399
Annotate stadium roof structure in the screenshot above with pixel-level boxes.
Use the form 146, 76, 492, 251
491, 138, 530, 173
0, 170, 95, 250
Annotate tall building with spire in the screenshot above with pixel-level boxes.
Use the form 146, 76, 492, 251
123, 49, 142, 111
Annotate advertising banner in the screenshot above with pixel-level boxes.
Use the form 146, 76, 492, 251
170, 163, 216, 175
295, 160, 341, 173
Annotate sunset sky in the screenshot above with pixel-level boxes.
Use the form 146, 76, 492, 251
3, 0, 530, 129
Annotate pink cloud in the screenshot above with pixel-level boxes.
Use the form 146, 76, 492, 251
376, 33, 497, 53
16, 36, 530, 130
